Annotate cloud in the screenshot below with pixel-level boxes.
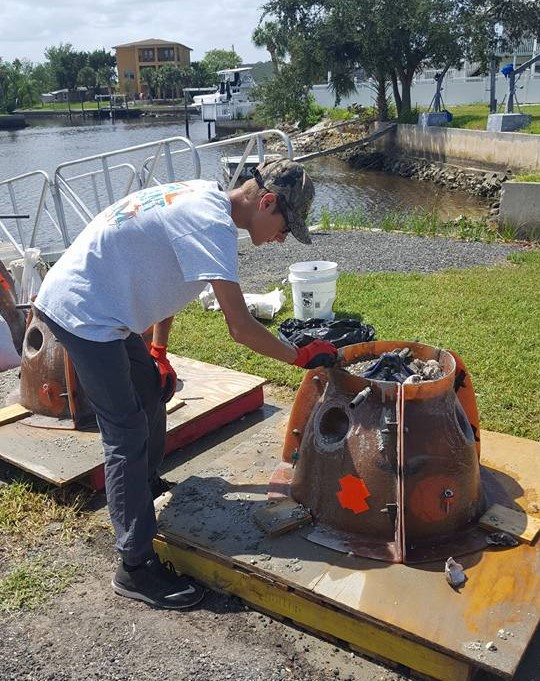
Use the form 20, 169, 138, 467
1, 0, 269, 64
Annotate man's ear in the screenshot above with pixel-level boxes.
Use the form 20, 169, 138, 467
259, 192, 278, 211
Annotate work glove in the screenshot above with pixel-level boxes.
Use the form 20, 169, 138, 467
150, 343, 177, 403
292, 339, 338, 369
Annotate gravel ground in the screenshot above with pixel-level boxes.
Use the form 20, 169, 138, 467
237, 229, 524, 291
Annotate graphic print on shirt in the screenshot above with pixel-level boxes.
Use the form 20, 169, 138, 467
103, 183, 196, 228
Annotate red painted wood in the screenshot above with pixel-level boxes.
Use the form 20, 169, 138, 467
87, 386, 264, 491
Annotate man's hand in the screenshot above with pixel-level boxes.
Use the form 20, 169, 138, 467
150, 343, 177, 402
292, 339, 338, 369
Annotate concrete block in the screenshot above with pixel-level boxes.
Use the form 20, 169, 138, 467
487, 113, 532, 133
499, 182, 540, 238
418, 112, 451, 128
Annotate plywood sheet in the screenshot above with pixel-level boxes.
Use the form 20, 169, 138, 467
156, 428, 540, 679
0, 355, 265, 486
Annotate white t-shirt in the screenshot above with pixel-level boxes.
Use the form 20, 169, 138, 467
35, 181, 239, 341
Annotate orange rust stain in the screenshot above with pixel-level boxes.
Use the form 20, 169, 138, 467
463, 548, 538, 633
407, 475, 459, 523
38, 381, 66, 415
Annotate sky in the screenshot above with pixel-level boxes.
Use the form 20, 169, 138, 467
0, 0, 270, 65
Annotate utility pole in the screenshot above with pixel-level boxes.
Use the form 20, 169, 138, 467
489, 56, 497, 113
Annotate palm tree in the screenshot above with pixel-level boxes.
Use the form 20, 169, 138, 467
252, 21, 287, 76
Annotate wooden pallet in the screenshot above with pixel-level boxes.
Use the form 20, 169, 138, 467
154, 428, 540, 681
0, 355, 265, 488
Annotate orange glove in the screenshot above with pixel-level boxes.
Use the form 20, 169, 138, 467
150, 343, 177, 402
292, 339, 338, 369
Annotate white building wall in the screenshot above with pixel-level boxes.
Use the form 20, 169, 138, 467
311, 73, 540, 109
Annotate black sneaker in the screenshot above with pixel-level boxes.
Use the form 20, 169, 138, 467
149, 476, 174, 499
112, 555, 206, 610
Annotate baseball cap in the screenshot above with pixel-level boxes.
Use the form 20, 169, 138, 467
252, 158, 315, 244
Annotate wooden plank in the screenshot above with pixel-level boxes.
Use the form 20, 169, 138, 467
155, 538, 473, 681
166, 396, 185, 415
479, 503, 540, 544
0, 403, 32, 426
253, 499, 312, 536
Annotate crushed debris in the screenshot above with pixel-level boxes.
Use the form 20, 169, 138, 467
485, 532, 519, 547
444, 557, 467, 588
345, 347, 445, 383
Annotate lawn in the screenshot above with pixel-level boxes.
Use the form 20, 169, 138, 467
448, 103, 540, 134
169, 249, 540, 442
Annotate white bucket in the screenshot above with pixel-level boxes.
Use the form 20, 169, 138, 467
288, 261, 338, 321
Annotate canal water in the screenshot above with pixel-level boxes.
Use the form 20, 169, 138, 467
0, 116, 490, 240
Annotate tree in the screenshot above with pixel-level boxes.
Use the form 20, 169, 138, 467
188, 61, 214, 88
96, 65, 117, 95
87, 48, 116, 74
45, 43, 86, 90
460, 0, 540, 70
201, 49, 242, 82
261, 0, 465, 118
31, 63, 55, 95
260, 0, 540, 121
252, 21, 287, 75
140, 67, 160, 100
252, 62, 319, 128
77, 66, 97, 90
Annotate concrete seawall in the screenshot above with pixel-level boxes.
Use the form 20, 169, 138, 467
373, 124, 540, 173
367, 124, 540, 237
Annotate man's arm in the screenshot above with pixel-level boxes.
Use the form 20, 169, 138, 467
152, 316, 174, 346
211, 280, 297, 363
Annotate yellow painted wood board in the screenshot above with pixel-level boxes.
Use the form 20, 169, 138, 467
0, 403, 32, 426
479, 503, 540, 544
155, 428, 540, 680
155, 538, 473, 681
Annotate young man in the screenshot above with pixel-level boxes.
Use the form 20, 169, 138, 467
34, 158, 337, 610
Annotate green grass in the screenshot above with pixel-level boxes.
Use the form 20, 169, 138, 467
0, 558, 77, 613
0, 480, 99, 548
169, 250, 540, 440
0, 480, 105, 612
316, 207, 512, 242
447, 103, 540, 134
514, 173, 540, 182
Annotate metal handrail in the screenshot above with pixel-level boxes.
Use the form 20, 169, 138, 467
0, 129, 294, 263
140, 128, 293, 189
0, 170, 55, 255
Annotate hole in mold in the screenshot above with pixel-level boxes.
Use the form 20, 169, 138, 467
25, 327, 44, 354
318, 407, 350, 444
455, 401, 475, 443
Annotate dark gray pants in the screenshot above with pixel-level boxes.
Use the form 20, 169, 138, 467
40, 312, 166, 565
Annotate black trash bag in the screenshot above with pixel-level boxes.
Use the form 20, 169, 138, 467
278, 318, 376, 349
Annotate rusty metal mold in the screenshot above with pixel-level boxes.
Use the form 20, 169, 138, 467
18, 308, 96, 430
271, 340, 496, 564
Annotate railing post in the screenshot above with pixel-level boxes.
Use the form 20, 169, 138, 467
49, 180, 72, 249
